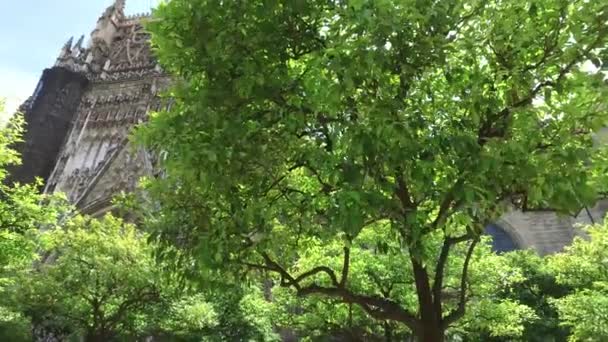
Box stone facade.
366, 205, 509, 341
10, 1, 170, 217
10, 0, 606, 254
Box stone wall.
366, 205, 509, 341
44, 76, 170, 205
497, 199, 608, 255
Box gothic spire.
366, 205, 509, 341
74, 35, 85, 50
63, 36, 74, 51
57, 36, 73, 59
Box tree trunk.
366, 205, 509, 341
86, 333, 109, 342
86, 328, 112, 342
383, 321, 392, 342
416, 325, 444, 342
411, 258, 445, 342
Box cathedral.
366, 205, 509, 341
11, 1, 170, 217
10, 0, 607, 255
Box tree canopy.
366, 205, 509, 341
0, 103, 72, 342
3, 0, 608, 340
0, 101, 274, 342
137, 0, 608, 340
548, 224, 608, 340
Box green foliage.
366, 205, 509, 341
2, 212, 277, 342
454, 248, 538, 340
161, 293, 218, 335
552, 290, 608, 342
238, 287, 281, 341
459, 299, 537, 339
269, 223, 415, 340
0, 109, 69, 269
491, 251, 571, 341
0, 101, 72, 340
171, 285, 280, 342
0, 306, 31, 342
2, 211, 274, 342
138, 0, 608, 338
6, 215, 165, 340
548, 224, 608, 341
268, 227, 536, 340
0, 100, 278, 342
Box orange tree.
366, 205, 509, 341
137, 0, 608, 340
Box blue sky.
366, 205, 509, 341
0, 0, 159, 115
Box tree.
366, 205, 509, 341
0, 101, 274, 342
138, 1, 608, 340
4, 213, 231, 342
0, 100, 70, 341
6, 215, 167, 341
547, 222, 608, 341
0, 102, 69, 271
156, 282, 280, 342
5, 211, 275, 342
475, 250, 571, 341
268, 230, 536, 341
0, 100, 176, 341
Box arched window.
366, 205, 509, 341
484, 223, 519, 253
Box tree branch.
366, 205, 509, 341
411, 256, 437, 325
302, 163, 335, 194
340, 246, 350, 288
106, 287, 160, 330
395, 171, 415, 211
261, 162, 304, 195
432, 234, 473, 316
247, 252, 421, 332
260, 252, 299, 289
298, 284, 421, 331
522, 3, 566, 73
479, 24, 608, 145
258, 252, 340, 288
432, 179, 464, 229
293, 266, 340, 287
442, 237, 479, 328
